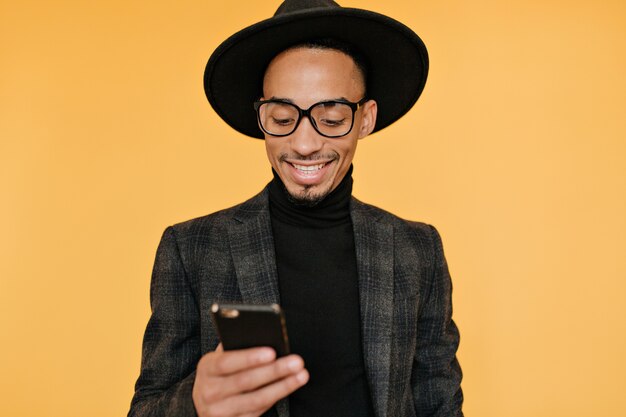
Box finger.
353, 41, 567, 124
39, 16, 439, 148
217, 354, 305, 399
234, 369, 310, 413
198, 346, 276, 377
211, 369, 309, 416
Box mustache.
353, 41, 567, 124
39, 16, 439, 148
278, 151, 339, 162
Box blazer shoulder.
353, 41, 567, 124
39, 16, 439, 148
350, 197, 446, 267
167, 188, 269, 238
351, 197, 438, 237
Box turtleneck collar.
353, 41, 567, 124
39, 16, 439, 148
268, 165, 354, 228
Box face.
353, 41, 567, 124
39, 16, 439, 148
262, 47, 377, 206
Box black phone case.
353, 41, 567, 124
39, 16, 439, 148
210, 303, 290, 357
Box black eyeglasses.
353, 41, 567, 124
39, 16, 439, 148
253, 98, 368, 138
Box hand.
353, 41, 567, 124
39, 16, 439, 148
192, 344, 309, 417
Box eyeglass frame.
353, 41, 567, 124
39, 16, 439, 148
253, 97, 368, 138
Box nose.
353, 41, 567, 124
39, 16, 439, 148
289, 116, 324, 156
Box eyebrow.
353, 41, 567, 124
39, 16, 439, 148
269, 96, 352, 104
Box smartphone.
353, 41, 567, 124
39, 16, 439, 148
210, 303, 290, 357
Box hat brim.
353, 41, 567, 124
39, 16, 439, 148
204, 7, 428, 139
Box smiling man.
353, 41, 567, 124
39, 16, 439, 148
129, 1, 463, 417
261, 46, 375, 206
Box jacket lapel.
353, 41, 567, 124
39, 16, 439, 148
227, 189, 289, 417
228, 189, 281, 305
351, 198, 394, 417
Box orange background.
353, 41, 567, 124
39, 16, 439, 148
1, 1, 625, 416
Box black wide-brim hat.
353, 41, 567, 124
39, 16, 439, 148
204, 0, 429, 139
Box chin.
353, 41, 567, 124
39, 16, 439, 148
285, 182, 334, 207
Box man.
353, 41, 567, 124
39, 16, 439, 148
129, 1, 463, 416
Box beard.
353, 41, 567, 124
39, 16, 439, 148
283, 181, 334, 207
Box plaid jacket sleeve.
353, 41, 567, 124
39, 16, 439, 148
411, 225, 463, 416
128, 226, 200, 417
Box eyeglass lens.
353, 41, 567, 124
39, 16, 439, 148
258, 101, 354, 137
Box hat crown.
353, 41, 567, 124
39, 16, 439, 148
274, 0, 340, 16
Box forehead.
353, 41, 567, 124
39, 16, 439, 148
262, 47, 364, 105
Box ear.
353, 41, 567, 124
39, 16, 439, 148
357, 100, 378, 139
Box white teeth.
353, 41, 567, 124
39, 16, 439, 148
293, 163, 325, 172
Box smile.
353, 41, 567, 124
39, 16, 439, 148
286, 161, 333, 182
292, 163, 326, 173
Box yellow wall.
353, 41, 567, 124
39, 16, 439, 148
1, 1, 625, 416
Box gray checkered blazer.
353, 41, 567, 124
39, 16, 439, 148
129, 188, 463, 417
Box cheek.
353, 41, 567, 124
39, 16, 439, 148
338, 140, 358, 161
264, 140, 280, 162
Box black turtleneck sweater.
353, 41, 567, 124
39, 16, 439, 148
268, 167, 374, 417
